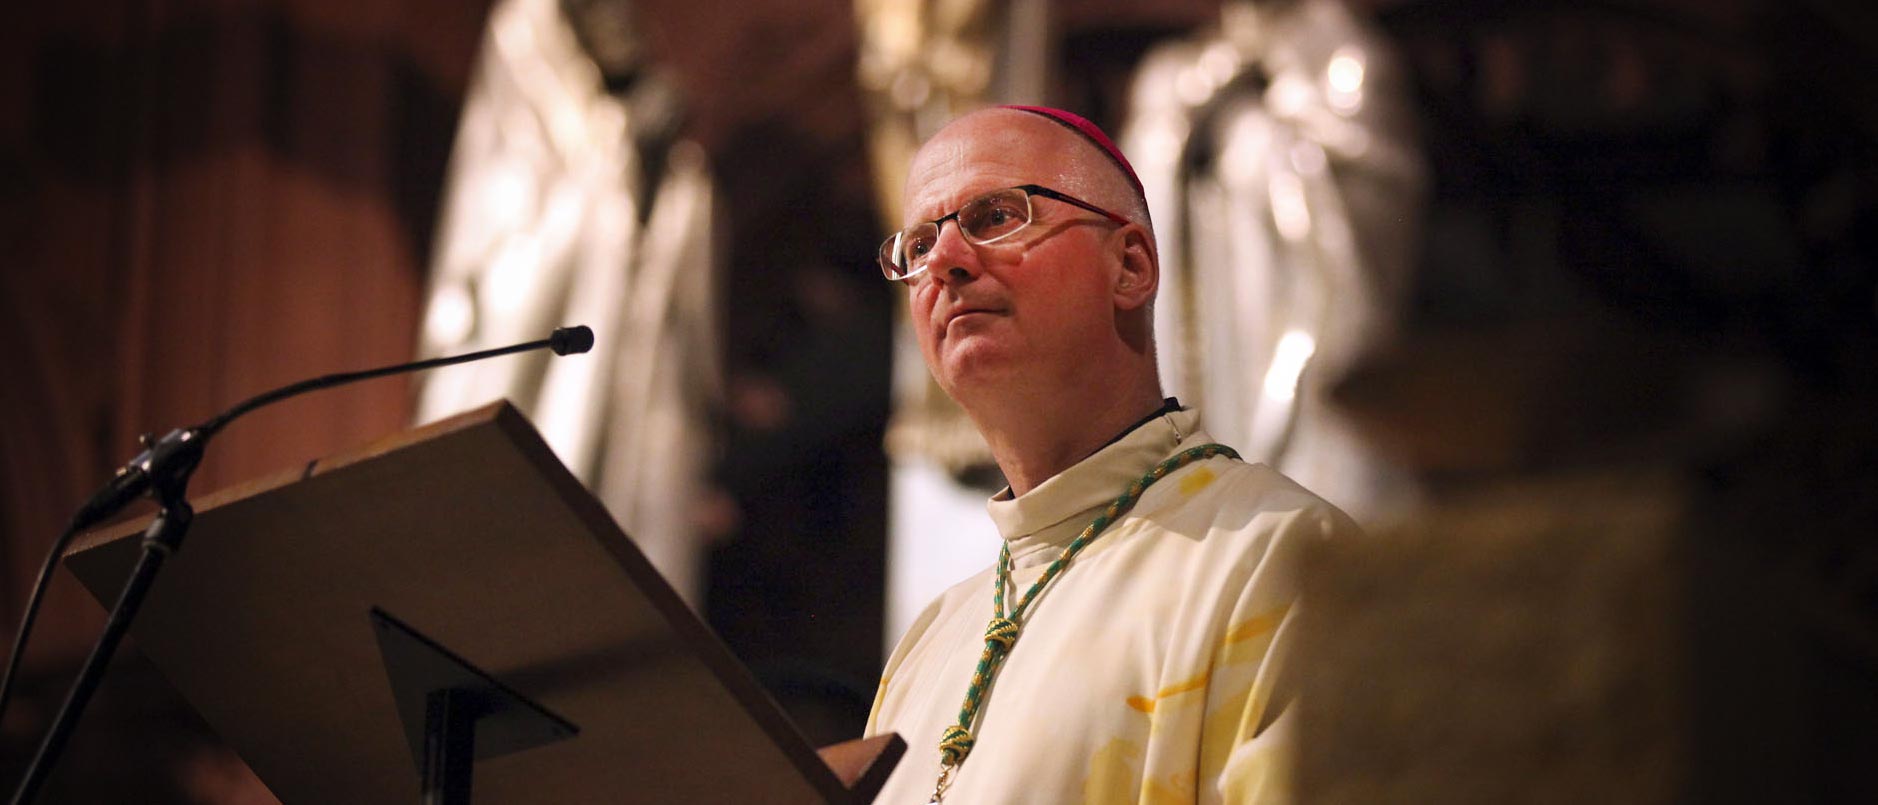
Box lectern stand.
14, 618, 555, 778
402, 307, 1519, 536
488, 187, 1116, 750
63, 401, 901, 803
370, 607, 579, 804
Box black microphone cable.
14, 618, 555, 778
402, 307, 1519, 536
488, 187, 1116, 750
0, 325, 594, 754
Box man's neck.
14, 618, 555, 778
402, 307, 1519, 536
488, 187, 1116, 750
967, 370, 1168, 497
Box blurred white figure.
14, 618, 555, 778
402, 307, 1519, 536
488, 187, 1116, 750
414, 0, 719, 604
1121, 0, 1426, 521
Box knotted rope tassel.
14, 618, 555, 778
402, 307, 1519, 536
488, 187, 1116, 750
983, 618, 1018, 656
938, 724, 975, 766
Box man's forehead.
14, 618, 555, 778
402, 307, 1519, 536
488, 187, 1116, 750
903, 112, 1082, 216
912, 110, 1073, 170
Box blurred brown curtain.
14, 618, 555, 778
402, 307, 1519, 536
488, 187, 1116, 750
0, 1, 490, 798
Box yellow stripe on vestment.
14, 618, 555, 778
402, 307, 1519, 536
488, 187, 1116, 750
1177, 466, 1216, 496
1221, 604, 1289, 648
1125, 671, 1211, 713
1123, 604, 1292, 714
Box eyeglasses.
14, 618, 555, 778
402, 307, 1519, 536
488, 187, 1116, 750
878, 184, 1129, 282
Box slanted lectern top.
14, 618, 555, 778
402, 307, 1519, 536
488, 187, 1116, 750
65, 401, 895, 804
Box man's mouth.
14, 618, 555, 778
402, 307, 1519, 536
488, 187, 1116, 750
943, 310, 1002, 334
944, 305, 1004, 326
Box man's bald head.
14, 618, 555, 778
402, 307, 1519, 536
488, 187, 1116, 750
899, 105, 1162, 411
897, 106, 1168, 493
998, 105, 1147, 212
905, 107, 1154, 242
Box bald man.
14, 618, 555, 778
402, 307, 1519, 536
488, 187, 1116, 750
864, 107, 1359, 803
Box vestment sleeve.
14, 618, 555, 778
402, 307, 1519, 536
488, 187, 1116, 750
1206, 498, 1357, 803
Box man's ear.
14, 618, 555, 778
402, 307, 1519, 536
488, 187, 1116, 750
1112, 224, 1158, 311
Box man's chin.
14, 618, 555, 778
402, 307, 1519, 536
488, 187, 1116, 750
938, 340, 1019, 391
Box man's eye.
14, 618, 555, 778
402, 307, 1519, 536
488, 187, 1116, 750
967, 201, 1025, 234
909, 237, 934, 257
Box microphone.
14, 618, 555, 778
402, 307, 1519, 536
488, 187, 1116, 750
0, 325, 597, 796
550, 325, 595, 355
70, 325, 597, 532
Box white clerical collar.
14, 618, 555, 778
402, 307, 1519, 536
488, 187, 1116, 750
986, 407, 1204, 566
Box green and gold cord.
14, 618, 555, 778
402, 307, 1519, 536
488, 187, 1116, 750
927, 443, 1240, 803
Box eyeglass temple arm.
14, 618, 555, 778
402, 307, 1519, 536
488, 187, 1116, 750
1020, 185, 1129, 224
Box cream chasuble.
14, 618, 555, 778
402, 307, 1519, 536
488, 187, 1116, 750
866, 408, 1359, 803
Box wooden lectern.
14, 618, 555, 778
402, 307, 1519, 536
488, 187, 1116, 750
63, 402, 901, 803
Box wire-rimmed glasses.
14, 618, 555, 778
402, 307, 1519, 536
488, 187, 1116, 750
878, 184, 1128, 282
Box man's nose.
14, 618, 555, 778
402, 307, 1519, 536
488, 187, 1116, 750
924, 219, 981, 286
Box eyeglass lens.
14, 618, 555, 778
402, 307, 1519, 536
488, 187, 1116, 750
883, 188, 1033, 278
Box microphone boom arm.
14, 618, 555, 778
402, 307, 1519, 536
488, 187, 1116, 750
2, 324, 593, 804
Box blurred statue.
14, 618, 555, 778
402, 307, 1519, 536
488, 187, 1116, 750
413, 0, 720, 603
1119, 0, 1426, 520
854, 0, 1050, 646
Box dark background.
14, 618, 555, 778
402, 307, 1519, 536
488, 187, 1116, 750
3, 0, 1872, 800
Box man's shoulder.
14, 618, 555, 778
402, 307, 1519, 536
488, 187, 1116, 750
1143, 449, 1362, 542
891, 563, 996, 647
